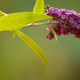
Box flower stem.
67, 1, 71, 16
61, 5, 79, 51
23, 22, 57, 28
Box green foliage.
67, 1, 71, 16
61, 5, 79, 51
13, 30, 48, 70
13, 32, 16, 39
33, 0, 44, 13
50, 26, 57, 41
0, 0, 52, 71
0, 12, 51, 31
0, 10, 7, 16
0, 10, 5, 16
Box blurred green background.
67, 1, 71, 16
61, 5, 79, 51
0, 0, 80, 80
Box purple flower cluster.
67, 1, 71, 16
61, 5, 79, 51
46, 7, 80, 40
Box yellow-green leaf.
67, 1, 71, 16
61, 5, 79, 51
13, 32, 16, 39
50, 26, 57, 41
0, 10, 7, 16
0, 10, 4, 16
13, 30, 48, 71
13, 28, 21, 39
0, 12, 52, 31
33, 0, 44, 13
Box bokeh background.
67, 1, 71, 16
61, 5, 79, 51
0, 0, 80, 80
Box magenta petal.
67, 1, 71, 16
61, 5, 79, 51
46, 26, 50, 31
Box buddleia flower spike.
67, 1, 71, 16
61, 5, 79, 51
46, 7, 80, 40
